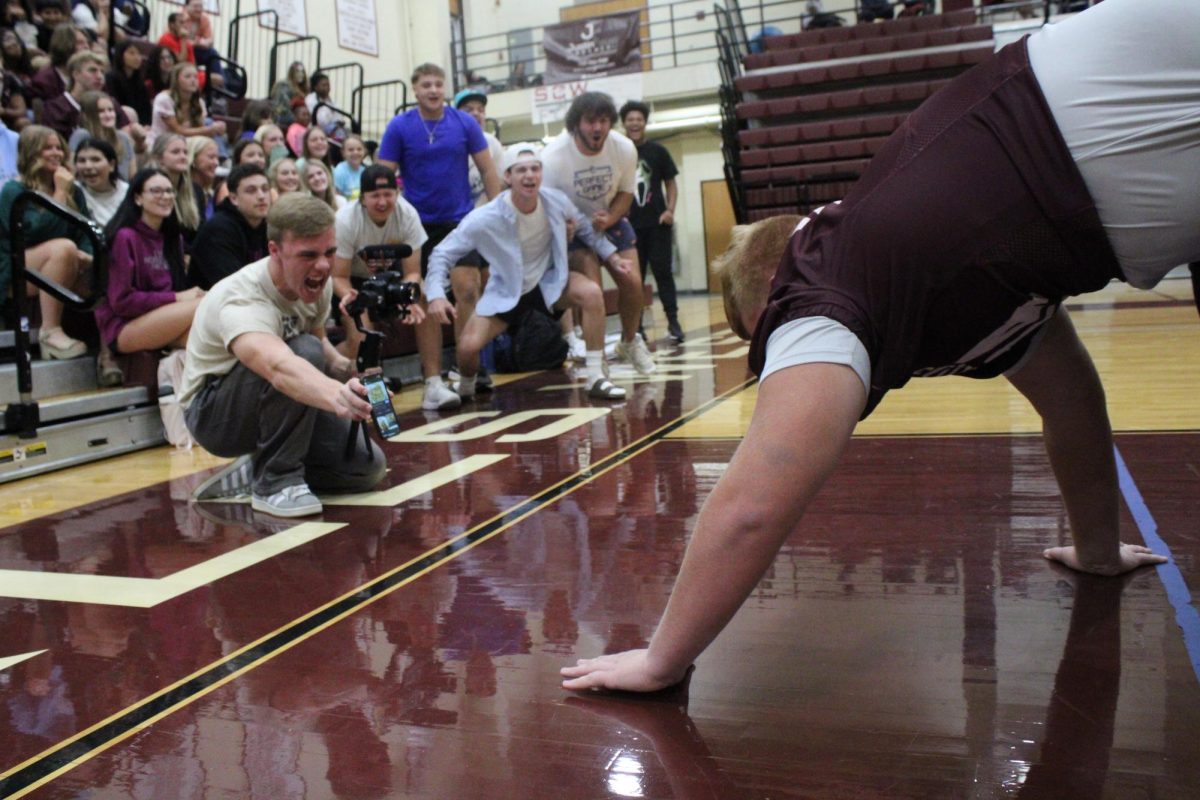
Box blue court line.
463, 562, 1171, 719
1114, 445, 1200, 685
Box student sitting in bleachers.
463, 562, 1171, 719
296, 124, 331, 172
188, 163, 270, 290
105, 40, 152, 127
253, 122, 286, 166
267, 155, 299, 203
269, 60, 306, 128
301, 159, 343, 210
144, 45, 175, 99
186, 134, 217, 223
67, 90, 136, 180
29, 21, 82, 100
147, 132, 200, 243
332, 133, 365, 202
95, 166, 203, 357
149, 62, 224, 146
230, 136, 264, 169
236, 99, 272, 143
72, 135, 125, 225
181, 0, 224, 89
2, 26, 37, 94
284, 96, 307, 157
0, 124, 92, 359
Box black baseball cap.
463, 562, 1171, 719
361, 164, 397, 195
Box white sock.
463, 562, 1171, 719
425, 375, 444, 389
458, 373, 476, 398
586, 351, 604, 384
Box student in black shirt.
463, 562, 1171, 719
619, 100, 683, 343
189, 164, 271, 289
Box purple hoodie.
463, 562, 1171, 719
95, 220, 183, 349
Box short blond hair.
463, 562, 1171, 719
711, 214, 800, 339
267, 192, 335, 245
411, 62, 445, 84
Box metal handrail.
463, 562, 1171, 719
351, 80, 409, 144
313, 100, 357, 136
316, 62, 366, 123
205, 54, 248, 102
270, 35, 322, 96
228, 10, 279, 97
6, 191, 108, 438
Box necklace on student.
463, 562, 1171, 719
423, 115, 443, 144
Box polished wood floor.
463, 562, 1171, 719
1, 280, 1198, 799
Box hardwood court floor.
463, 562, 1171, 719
0, 283, 1198, 799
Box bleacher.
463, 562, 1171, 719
717, 4, 995, 223
0, 2, 390, 480
1, 3, 657, 481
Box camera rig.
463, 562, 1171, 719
342, 245, 422, 457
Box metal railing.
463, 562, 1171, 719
6, 193, 107, 438
353, 81, 409, 146
228, 10, 281, 99
270, 35, 321, 97
451, 0, 735, 96
317, 62, 366, 129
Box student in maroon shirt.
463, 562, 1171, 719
95, 166, 204, 354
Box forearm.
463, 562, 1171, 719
645, 486, 798, 678
665, 180, 677, 214
483, 169, 501, 200
607, 191, 633, 221
263, 350, 343, 414
1042, 398, 1121, 570
645, 364, 865, 677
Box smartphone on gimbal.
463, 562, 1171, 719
361, 372, 400, 439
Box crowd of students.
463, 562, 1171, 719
0, 13, 683, 416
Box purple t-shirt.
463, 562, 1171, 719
377, 107, 487, 225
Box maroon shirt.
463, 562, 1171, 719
40, 92, 132, 142
749, 39, 1122, 418
95, 220, 184, 349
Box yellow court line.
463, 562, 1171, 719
1, 376, 759, 797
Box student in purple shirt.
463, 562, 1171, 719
95, 166, 205, 354
375, 62, 500, 405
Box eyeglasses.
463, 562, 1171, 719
143, 187, 177, 197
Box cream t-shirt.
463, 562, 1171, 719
540, 128, 637, 217
180, 256, 331, 407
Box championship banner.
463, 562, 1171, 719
542, 11, 642, 84
531, 72, 644, 125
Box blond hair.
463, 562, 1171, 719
711, 215, 800, 339
267, 192, 335, 245
16, 125, 79, 212
410, 62, 444, 84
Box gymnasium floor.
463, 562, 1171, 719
0, 281, 1198, 799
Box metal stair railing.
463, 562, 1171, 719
228, 9, 280, 99
6, 192, 108, 439
352, 81, 409, 147
270, 35, 321, 96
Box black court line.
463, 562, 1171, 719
0, 376, 758, 799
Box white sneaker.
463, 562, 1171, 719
252, 483, 322, 517
422, 380, 462, 411
615, 334, 657, 375
451, 379, 476, 400
564, 331, 587, 363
